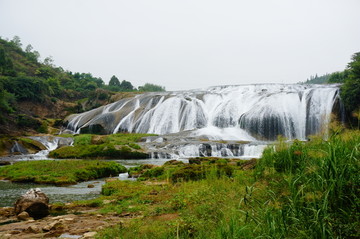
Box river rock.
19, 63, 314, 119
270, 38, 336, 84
17, 211, 32, 221
43, 221, 64, 231
25, 225, 42, 233
83, 231, 97, 238
14, 188, 49, 219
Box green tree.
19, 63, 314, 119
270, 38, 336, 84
0, 47, 16, 76
109, 75, 121, 87
10, 36, 22, 48
340, 52, 360, 114
4, 76, 51, 102
43, 56, 54, 66
328, 70, 349, 83
120, 80, 134, 91
138, 83, 165, 92
0, 80, 15, 117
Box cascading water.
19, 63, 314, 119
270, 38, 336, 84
28, 136, 74, 158
2, 136, 74, 162
65, 84, 341, 159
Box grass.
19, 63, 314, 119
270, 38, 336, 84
253, 130, 360, 238
49, 133, 155, 159
90, 129, 360, 239
0, 160, 127, 185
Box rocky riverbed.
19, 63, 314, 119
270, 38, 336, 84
0, 205, 140, 239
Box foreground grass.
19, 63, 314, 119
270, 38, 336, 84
0, 160, 126, 185
87, 130, 360, 239
49, 133, 155, 159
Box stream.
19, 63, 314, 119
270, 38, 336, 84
0, 157, 189, 207
0, 179, 105, 207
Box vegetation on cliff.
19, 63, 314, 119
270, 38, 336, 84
0, 36, 166, 135
0, 160, 126, 185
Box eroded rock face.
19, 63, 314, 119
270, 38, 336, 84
14, 188, 49, 219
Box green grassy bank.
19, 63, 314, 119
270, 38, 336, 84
49, 133, 154, 159
83, 130, 360, 239
0, 160, 126, 185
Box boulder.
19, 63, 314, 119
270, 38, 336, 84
14, 188, 49, 219
17, 211, 32, 221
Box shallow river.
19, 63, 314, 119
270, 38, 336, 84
0, 158, 189, 207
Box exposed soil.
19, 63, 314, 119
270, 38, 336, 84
0, 206, 140, 239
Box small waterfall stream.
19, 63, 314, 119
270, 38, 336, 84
28, 136, 73, 159
1, 136, 73, 162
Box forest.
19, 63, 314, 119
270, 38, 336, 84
0, 36, 165, 134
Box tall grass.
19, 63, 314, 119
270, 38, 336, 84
255, 130, 360, 238
96, 130, 359, 239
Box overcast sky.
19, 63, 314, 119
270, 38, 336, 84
1, 0, 359, 91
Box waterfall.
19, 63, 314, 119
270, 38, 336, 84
28, 136, 74, 158
65, 84, 341, 159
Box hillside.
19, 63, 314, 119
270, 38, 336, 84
0, 37, 164, 135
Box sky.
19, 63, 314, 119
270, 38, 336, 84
0, 0, 359, 91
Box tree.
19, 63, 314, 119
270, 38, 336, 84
44, 56, 54, 66
138, 83, 166, 92
109, 75, 120, 87
120, 80, 134, 91
328, 70, 349, 83
10, 36, 22, 48
0, 47, 15, 76
340, 52, 360, 114
0, 80, 15, 117
25, 44, 33, 53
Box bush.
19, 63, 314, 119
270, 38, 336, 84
341, 52, 360, 115
17, 114, 41, 129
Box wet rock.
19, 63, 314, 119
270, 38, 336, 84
43, 221, 65, 232
0, 161, 11, 166
57, 137, 74, 148
59, 233, 82, 239
10, 141, 28, 154
87, 184, 95, 188
17, 211, 32, 221
14, 188, 49, 219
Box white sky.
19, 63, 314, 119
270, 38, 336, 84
1, 0, 359, 91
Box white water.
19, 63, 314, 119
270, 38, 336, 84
66, 84, 341, 159
2, 136, 74, 162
